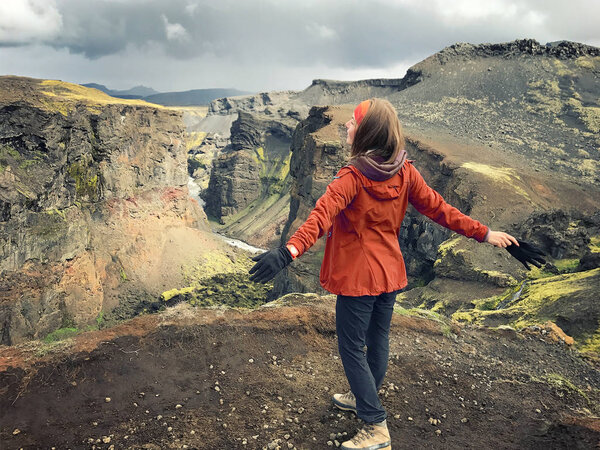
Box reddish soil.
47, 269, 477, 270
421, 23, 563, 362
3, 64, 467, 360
1, 297, 599, 449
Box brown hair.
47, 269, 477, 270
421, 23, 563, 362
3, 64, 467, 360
350, 98, 405, 163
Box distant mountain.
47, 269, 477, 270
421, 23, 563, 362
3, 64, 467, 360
81, 83, 250, 106
143, 88, 252, 106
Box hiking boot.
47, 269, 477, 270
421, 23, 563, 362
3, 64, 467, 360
332, 391, 356, 413
341, 421, 391, 450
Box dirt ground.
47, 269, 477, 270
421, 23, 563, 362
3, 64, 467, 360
1, 296, 599, 450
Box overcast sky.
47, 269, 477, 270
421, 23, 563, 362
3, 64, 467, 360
1, 0, 599, 93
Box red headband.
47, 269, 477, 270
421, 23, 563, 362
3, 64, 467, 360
353, 100, 371, 125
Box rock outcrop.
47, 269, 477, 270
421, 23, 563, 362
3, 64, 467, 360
202, 111, 297, 247
0, 76, 230, 345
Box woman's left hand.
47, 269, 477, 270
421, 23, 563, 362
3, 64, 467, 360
485, 230, 519, 248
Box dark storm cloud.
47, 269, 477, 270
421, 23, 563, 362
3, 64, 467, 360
1, 0, 598, 92
6, 0, 597, 69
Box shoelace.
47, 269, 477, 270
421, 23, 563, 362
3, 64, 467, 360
342, 391, 355, 402
352, 425, 375, 444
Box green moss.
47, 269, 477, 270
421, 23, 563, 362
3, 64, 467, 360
579, 326, 600, 356
255, 146, 266, 161
43, 327, 80, 343
579, 106, 600, 134
394, 306, 454, 337
453, 269, 600, 344
162, 269, 271, 309
574, 56, 599, 70
542, 373, 590, 404
461, 162, 529, 199
437, 236, 462, 258
45, 208, 67, 221
186, 131, 207, 150
39, 79, 163, 115
161, 286, 195, 302
554, 258, 580, 273
552, 59, 572, 77
67, 160, 99, 200
590, 236, 600, 254
120, 267, 128, 281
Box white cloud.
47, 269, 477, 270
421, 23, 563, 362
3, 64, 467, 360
0, 0, 62, 44
161, 14, 189, 42
306, 23, 337, 40
185, 2, 198, 15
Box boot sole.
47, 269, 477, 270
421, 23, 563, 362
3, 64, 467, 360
340, 443, 391, 450
332, 397, 357, 413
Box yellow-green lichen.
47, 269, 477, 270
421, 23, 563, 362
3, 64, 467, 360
67, 160, 99, 200
186, 131, 207, 150
394, 306, 454, 337
461, 162, 529, 199
574, 56, 600, 70
453, 269, 600, 346
541, 373, 591, 404
255, 146, 266, 161
437, 236, 462, 258
590, 236, 600, 254
39, 80, 163, 116
44, 208, 67, 221
553, 258, 580, 273
161, 286, 195, 302
552, 59, 572, 77
526, 79, 563, 115
43, 327, 80, 343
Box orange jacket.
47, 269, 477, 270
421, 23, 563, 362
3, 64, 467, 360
286, 162, 489, 296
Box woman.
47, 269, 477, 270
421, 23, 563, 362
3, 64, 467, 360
249, 98, 544, 450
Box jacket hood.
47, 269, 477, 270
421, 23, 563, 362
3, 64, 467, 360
349, 150, 408, 181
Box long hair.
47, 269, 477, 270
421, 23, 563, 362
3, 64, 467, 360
350, 98, 405, 163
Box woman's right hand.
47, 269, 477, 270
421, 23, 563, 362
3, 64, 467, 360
485, 230, 519, 248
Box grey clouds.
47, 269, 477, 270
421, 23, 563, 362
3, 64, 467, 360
1, 0, 599, 92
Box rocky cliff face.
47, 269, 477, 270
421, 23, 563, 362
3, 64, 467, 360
272, 105, 352, 296
273, 103, 600, 301
0, 76, 230, 345
201, 110, 297, 247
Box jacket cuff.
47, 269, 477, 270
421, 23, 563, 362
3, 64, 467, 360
482, 227, 491, 243
286, 244, 299, 260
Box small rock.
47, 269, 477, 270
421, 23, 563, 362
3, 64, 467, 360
215, 386, 221, 392
190, 430, 196, 435
334, 440, 340, 447
249, 358, 254, 363
408, 417, 413, 421
461, 418, 468, 423
167, 427, 173, 432
327, 441, 334, 447
105, 397, 111, 403
176, 404, 183, 409
393, 414, 400, 419
435, 429, 442, 435
12, 429, 21, 435
102, 436, 111, 443
536, 409, 541, 414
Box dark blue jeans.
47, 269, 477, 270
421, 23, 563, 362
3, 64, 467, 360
336, 290, 398, 424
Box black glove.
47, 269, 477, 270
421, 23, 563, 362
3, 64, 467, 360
506, 239, 547, 270
249, 247, 293, 283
